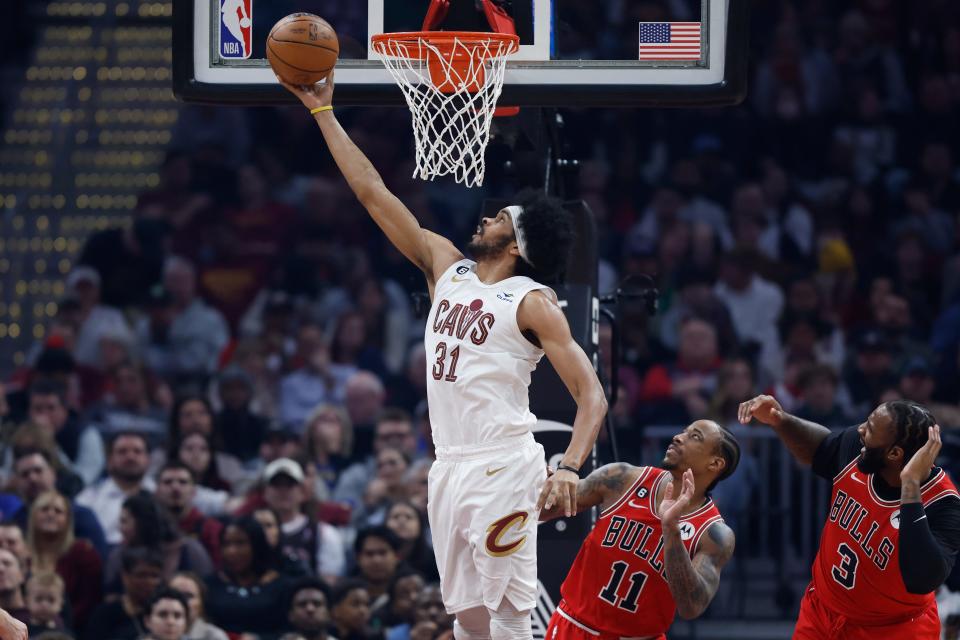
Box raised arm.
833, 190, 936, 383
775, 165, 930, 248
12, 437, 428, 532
539, 462, 639, 522
738, 394, 830, 467
659, 470, 735, 619
278, 75, 461, 287
521, 291, 608, 518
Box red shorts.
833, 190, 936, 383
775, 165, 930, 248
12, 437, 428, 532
793, 586, 940, 640
545, 606, 666, 640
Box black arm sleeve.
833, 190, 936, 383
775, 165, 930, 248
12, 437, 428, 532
899, 496, 960, 594
811, 426, 862, 481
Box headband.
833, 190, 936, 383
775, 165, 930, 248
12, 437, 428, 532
505, 205, 533, 267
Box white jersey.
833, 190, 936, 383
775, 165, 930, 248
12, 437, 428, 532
424, 259, 548, 448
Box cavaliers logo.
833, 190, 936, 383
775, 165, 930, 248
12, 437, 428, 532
485, 511, 529, 557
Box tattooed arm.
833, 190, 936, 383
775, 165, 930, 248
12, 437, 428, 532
539, 463, 639, 521
738, 394, 830, 466
663, 521, 736, 619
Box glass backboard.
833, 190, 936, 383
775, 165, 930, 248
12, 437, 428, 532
172, 0, 747, 106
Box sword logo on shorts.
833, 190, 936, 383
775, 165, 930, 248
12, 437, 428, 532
485, 511, 529, 557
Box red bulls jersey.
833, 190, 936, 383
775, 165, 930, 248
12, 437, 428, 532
810, 457, 959, 625
559, 467, 723, 637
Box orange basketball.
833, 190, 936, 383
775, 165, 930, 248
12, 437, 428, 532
267, 13, 339, 85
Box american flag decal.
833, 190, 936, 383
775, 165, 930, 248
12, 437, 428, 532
638, 22, 702, 60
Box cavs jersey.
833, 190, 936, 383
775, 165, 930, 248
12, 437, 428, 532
424, 259, 548, 448
558, 466, 724, 637
809, 451, 959, 625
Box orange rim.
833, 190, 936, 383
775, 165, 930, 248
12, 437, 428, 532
371, 31, 520, 59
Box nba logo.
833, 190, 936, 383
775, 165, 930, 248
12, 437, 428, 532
220, 0, 252, 59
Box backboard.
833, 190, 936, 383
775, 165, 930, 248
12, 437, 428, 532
173, 0, 748, 107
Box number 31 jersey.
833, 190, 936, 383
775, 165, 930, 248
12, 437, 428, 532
425, 259, 548, 448
809, 458, 959, 625
559, 466, 724, 638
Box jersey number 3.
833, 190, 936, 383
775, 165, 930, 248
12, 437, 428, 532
831, 543, 858, 590
599, 561, 648, 612
432, 342, 461, 382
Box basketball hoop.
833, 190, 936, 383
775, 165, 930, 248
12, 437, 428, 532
371, 31, 519, 187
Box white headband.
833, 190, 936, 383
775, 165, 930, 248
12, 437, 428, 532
505, 205, 533, 266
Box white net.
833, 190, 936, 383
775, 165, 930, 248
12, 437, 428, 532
372, 33, 517, 187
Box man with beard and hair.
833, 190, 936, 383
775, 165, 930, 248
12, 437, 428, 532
279, 77, 607, 640
739, 396, 960, 639
154, 461, 223, 565
540, 420, 738, 639
76, 432, 153, 545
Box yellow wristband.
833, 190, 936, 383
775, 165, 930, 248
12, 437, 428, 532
309, 106, 333, 115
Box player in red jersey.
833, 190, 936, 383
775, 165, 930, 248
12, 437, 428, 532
541, 420, 739, 640
739, 396, 960, 640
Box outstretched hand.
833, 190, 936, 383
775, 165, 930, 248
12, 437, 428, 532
275, 71, 335, 111
738, 394, 784, 427
901, 424, 942, 484
659, 468, 695, 529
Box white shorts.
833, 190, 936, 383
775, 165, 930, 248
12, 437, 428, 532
428, 432, 546, 615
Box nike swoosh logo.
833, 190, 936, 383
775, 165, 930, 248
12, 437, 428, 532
486, 466, 507, 476
914, 515, 927, 523
452, 275, 469, 283
627, 500, 647, 509
850, 473, 865, 484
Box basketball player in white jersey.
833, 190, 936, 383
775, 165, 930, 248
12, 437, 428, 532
280, 75, 607, 639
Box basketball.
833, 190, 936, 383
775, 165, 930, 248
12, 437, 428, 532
267, 13, 339, 86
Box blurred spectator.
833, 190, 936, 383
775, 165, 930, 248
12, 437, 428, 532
353, 527, 402, 607
794, 364, 850, 429
76, 432, 154, 545
893, 181, 955, 257
358, 449, 411, 527
401, 460, 431, 515
102, 493, 213, 593
639, 317, 722, 424
331, 311, 389, 380
205, 517, 292, 636
753, 23, 840, 119
24, 572, 66, 637
213, 367, 268, 464
86, 361, 167, 446
383, 501, 437, 581
714, 249, 785, 379
64, 267, 134, 370
84, 547, 164, 640
279, 324, 357, 430
157, 394, 246, 500
261, 458, 346, 583
26, 490, 102, 630
136, 257, 230, 383
0, 549, 27, 622
658, 267, 737, 354
336, 410, 417, 511
140, 586, 190, 640
9, 448, 107, 558
280, 577, 333, 640
329, 579, 376, 640
154, 462, 223, 566
302, 404, 354, 502
344, 372, 388, 458
844, 331, 899, 417
375, 569, 424, 637
251, 507, 311, 579
389, 345, 428, 415
405, 585, 453, 640
28, 379, 105, 485
833, 10, 911, 113
5, 421, 83, 499
708, 356, 756, 427
168, 571, 230, 640
0, 524, 28, 571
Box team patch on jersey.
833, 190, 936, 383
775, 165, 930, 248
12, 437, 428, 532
678, 521, 695, 541
890, 509, 901, 530
497, 291, 515, 302
485, 511, 529, 557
